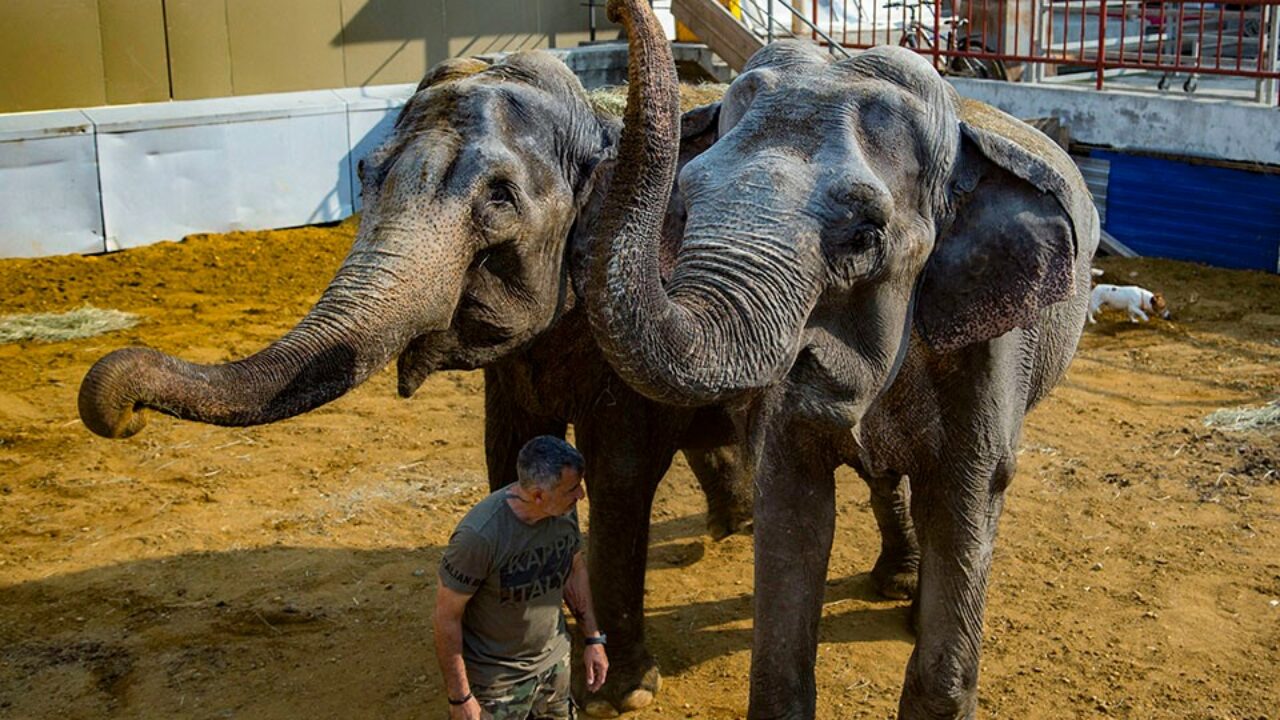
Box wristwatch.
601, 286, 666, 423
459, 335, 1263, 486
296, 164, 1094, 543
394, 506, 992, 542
584, 633, 607, 646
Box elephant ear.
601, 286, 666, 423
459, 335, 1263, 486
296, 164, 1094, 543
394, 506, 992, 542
661, 102, 721, 280
916, 101, 1090, 353
568, 103, 722, 298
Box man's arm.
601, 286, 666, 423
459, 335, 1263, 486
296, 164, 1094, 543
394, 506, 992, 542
434, 580, 480, 718
565, 550, 608, 692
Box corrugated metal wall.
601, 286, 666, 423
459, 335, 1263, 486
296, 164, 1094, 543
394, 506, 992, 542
1074, 156, 1110, 227
1097, 151, 1280, 273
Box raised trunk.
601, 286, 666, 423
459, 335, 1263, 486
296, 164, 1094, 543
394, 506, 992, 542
585, 0, 811, 407
79, 239, 449, 439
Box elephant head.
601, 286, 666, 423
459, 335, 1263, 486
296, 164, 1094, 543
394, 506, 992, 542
587, 19, 1091, 425
79, 53, 618, 438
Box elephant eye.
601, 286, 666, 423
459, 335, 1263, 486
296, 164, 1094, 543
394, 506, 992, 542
486, 180, 519, 209
826, 225, 877, 253
477, 179, 522, 238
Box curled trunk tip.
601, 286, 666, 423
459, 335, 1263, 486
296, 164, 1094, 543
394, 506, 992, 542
79, 348, 163, 438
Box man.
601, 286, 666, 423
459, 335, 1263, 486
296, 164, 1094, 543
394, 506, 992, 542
434, 436, 607, 719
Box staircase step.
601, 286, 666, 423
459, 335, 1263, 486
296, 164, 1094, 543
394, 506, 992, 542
672, 0, 764, 72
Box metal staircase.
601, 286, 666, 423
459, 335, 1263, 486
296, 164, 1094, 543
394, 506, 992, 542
671, 0, 850, 72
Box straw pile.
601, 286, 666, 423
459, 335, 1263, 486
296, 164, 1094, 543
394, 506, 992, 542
1204, 400, 1280, 432
0, 306, 139, 344
588, 83, 728, 117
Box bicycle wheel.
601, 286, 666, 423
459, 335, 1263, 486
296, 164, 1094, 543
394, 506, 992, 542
949, 39, 1008, 81
976, 57, 1008, 81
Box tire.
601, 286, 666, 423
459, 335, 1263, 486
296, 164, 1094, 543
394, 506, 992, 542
980, 58, 1009, 81
950, 39, 1008, 81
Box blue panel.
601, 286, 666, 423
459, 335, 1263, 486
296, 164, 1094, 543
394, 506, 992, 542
1096, 151, 1280, 273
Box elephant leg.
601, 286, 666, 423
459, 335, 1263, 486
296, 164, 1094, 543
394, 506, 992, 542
898, 452, 1014, 720
574, 400, 680, 717
482, 366, 566, 492
861, 469, 919, 601
683, 443, 753, 540
747, 414, 841, 720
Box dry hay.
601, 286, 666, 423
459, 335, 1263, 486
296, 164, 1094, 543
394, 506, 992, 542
587, 83, 728, 117
1204, 400, 1280, 432
0, 306, 139, 344
679, 83, 730, 109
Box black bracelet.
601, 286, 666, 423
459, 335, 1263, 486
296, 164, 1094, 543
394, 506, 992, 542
448, 691, 473, 706
584, 633, 607, 646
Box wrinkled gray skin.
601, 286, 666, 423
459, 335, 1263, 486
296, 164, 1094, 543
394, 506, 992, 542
76, 51, 918, 717
590, 2, 1098, 718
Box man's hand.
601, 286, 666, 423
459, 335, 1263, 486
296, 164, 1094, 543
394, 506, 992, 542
583, 644, 609, 692
566, 550, 608, 693
448, 695, 481, 720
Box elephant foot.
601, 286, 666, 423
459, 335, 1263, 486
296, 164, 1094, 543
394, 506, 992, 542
582, 659, 661, 717
898, 676, 979, 720
706, 503, 753, 541
871, 551, 919, 600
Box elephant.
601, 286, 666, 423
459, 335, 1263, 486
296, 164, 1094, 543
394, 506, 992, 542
587, 2, 1099, 718
76, 50, 919, 717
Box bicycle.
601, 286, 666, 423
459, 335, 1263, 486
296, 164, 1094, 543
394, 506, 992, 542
888, 1, 1009, 80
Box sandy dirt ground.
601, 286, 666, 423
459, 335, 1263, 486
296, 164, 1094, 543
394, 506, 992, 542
1, 218, 1278, 720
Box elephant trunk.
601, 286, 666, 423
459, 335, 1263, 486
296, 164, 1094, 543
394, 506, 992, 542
79, 231, 461, 439
585, 0, 813, 407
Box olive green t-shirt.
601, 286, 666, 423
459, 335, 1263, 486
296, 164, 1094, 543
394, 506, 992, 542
439, 485, 581, 688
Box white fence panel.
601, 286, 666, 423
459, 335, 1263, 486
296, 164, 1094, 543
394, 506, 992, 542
85, 92, 353, 250
0, 111, 104, 257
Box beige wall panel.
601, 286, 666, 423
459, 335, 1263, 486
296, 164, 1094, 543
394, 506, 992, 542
338, 0, 445, 86
166, 0, 233, 99
226, 0, 346, 95
539, 0, 618, 48
445, 0, 544, 59
100, 0, 170, 105
0, 0, 106, 113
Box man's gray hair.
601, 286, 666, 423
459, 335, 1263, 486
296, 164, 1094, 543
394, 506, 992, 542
516, 436, 585, 491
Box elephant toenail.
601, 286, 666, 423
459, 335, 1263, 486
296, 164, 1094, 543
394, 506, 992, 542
583, 700, 620, 718
619, 688, 655, 711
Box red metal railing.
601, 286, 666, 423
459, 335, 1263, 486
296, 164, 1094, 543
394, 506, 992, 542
803, 0, 1280, 102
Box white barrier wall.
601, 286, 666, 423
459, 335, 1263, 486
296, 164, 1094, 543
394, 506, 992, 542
0, 111, 104, 257
86, 92, 354, 251
0, 87, 417, 259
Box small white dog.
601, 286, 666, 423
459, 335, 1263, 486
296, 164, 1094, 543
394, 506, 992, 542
1089, 284, 1169, 323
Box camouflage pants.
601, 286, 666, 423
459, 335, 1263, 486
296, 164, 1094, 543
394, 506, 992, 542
474, 653, 574, 720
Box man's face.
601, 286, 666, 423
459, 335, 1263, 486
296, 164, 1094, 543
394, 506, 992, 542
541, 467, 585, 517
